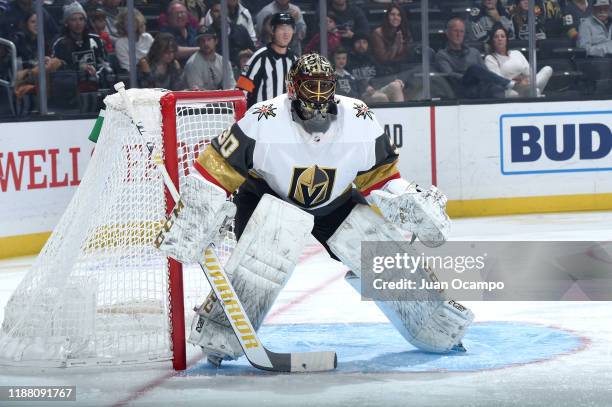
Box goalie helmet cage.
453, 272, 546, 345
0, 89, 246, 371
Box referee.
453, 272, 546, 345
236, 13, 298, 107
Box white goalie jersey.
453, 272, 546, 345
194, 93, 401, 215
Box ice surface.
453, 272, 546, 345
0, 211, 611, 406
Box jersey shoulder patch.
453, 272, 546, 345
352, 101, 374, 120
251, 103, 278, 121
236, 95, 291, 142
336, 95, 383, 141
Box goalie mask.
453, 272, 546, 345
287, 53, 338, 124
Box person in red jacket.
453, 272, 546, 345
304, 11, 342, 55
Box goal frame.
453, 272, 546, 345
160, 90, 246, 371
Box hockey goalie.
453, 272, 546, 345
157, 53, 474, 366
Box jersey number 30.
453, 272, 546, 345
218, 129, 239, 158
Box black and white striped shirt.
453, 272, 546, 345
236, 45, 297, 107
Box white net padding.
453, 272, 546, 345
0, 89, 240, 367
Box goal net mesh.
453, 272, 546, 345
0, 89, 238, 367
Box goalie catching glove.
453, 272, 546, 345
154, 173, 235, 263
368, 178, 451, 247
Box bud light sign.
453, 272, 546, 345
500, 111, 612, 174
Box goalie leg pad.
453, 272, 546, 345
327, 204, 474, 353
155, 174, 235, 264
188, 194, 314, 360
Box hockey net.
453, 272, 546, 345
0, 89, 246, 369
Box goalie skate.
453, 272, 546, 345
189, 292, 243, 364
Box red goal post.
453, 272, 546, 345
161, 90, 247, 370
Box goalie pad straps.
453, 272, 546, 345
368, 178, 451, 248
188, 194, 314, 360
155, 174, 236, 264
327, 204, 474, 353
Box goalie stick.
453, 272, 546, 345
114, 82, 337, 373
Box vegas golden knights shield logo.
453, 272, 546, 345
289, 165, 336, 208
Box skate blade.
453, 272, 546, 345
206, 354, 223, 367
451, 342, 467, 353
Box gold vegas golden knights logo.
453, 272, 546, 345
289, 165, 336, 208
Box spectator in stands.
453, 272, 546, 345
435, 18, 517, 99
469, 0, 515, 42
255, 0, 306, 53
347, 32, 405, 103
234, 48, 253, 78
511, 0, 547, 40
158, 0, 201, 30
185, 0, 207, 24
160, 0, 199, 65
237, 12, 297, 107
577, 0, 612, 57
327, 0, 369, 49
137, 32, 186, 90
100, 0, 122, 43
485, 23, 552, 97
12, 11, 47, 70
304, 11, 342, 55
52, 2, 110, 92
11, 11, 62, 100
203, 0, 257, 44
89, 7, 114, 53
1, 0, 58, 44
370, 3, 412, 69
259, 13, 274, 45
0, 0, 8, 17
333, 46, 359, 98
184, 26, 235, 90
562, 0, 591, 42
208, 0, 255, 67
540, 0, 564, 38
114, 8, 154, 72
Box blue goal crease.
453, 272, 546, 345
183, 321, 585, 376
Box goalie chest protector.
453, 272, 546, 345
228, 94, 390, 212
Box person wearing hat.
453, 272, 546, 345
577, 0, 612, 56
346, 31, 405, 103
184, 26, 236, 90
52, 1, 109, 92
236, 12, 298, 107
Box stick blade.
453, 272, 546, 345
289, 351, 337, 373
248, 350, 337, 373
245, 348, 338, 373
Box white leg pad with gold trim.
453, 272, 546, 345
327, 204, 474, 353
188, 194, 314, 361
